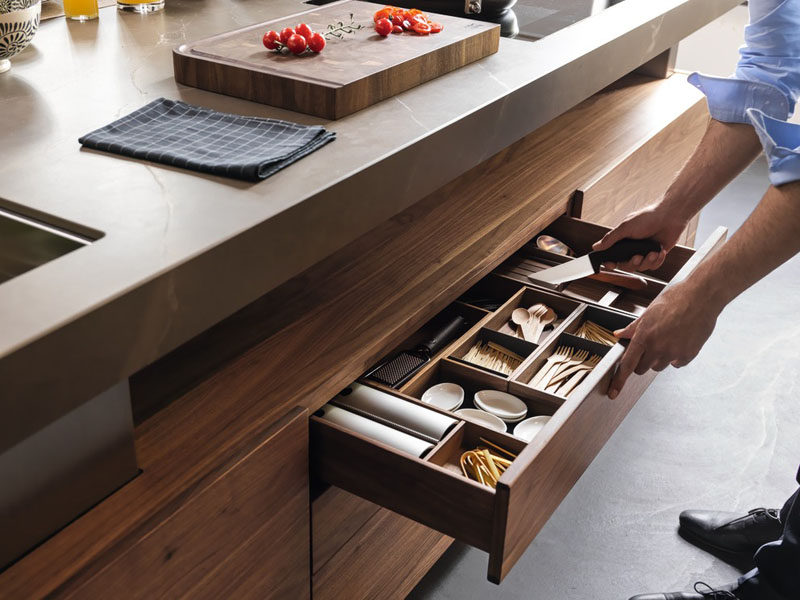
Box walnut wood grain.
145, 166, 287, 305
488, 225, 727, 582
313, 505, 453, 600
68, 407, 309, 599
2, 74, 710, 597
173, 0, 500, 119
312, 487, 381, 574
569, 87, 708, 243
490, 345, 655, 582
311, 415, 496, 551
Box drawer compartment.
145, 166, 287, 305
312, 216, 727, 584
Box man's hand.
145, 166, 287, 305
592, 205, 688, 272
607, 280, 719, 399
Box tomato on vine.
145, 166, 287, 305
375, 17, 393, 36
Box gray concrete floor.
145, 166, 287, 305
409, 159, 800, 599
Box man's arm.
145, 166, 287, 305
593, 119, 762, 272
608, 180, 800, 398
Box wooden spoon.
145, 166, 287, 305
528, 303, 556, 343
511, 307, 536, 341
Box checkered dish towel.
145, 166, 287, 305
79, 98, 335, 182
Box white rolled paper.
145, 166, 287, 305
317, 405, 434, 458
333, 383, 457, 443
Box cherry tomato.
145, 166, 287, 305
429, 22, 443, 33
392, 24, 403, 33
308, 32, 326, 53
373, 8, 393, 22
402, 19, 411, 30
286, 33, 307, 55
410, 13, 429, 26
391, 14, 404, 26
412, 21, 431, 35
375, 17, 393, 36
296, 23, 313, 39
262, 30, 280, 50
280, 27, 295, 44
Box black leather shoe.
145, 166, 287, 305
629, 581, 739, 600
679, 508, 782, 554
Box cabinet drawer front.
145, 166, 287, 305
74, 407, 310, 600
311, 217, 727, 584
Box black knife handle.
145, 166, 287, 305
589, 238, 661, 270
419, 315, 467, 356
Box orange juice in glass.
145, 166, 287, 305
63, 0, 98, 20
117, 0, 164, 13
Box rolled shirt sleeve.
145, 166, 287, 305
747, 108, 800, 185
688, 0, 800, 124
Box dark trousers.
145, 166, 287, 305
748, 466, 800, 599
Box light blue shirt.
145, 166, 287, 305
689, 0, 800, 185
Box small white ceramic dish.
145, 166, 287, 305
421, 382, 464, 412
474, 390, 527, 422
513, 416, 551, 443
455, 408, 507, 433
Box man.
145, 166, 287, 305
589, 1, 800, 598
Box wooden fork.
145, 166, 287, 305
543, 349, 589, 392
554, 354, 602, 397
529, 345, 572, 389
547, 351, 600, 387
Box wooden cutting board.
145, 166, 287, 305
173, 0, 500, 119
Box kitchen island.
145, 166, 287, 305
0, 0, 737, 597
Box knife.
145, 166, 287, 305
528, 238, 661, 286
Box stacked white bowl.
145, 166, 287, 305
474, 390, 528, 424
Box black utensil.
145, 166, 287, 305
364, 315, 467, 388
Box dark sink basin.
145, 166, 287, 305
0, 208, 91, 285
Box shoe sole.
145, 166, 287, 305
677, 525, 760, 557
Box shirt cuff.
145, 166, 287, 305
747, 108, 800, 186
688, 72, 791, 124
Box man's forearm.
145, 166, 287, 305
660, 119, 763, 222
683, 181, 800, 311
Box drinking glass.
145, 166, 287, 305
117, 0, 164, 13
63, 0, 98, 20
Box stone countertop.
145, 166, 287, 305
0, 0, 736, 450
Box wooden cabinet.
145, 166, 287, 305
68, 407, 310, 599
0, 407, 310, 599
1, 73, 712, 599
311, 216, 726, 583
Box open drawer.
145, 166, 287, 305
311, 217, 727, 584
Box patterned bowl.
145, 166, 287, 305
0, 0, 41, 74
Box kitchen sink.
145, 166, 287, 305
0, 208, 91, 285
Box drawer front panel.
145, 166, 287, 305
73, 407, 310, 600
311, 416, 496, 551
491, 346, 656, 581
